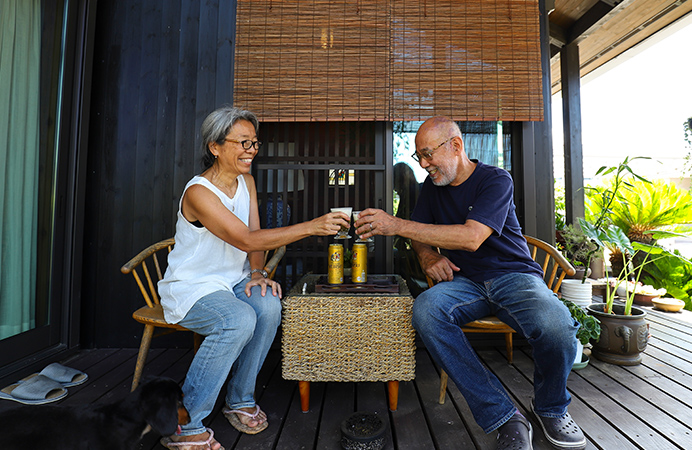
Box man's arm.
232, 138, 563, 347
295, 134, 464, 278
354, 208, 493, 252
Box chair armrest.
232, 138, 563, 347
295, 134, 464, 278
264, 245, 286, 280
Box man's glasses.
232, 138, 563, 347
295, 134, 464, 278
225, 138, 262, 150
411, 136, 454, 163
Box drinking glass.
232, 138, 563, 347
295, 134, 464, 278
352, 210, 373, 242
331, 207, 352, 239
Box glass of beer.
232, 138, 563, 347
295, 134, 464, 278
331, 207, 352, 239
352, 210, 373, 242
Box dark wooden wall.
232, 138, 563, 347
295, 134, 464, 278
83, 0, 237, 347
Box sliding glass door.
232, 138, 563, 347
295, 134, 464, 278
0, 0, 85, 372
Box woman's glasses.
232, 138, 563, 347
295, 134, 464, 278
225, 138, 262, 150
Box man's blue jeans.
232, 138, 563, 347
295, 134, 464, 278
175, 278, 281, 436
412, 272, 579, 433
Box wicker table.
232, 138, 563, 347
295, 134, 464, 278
281, 274, 416, 412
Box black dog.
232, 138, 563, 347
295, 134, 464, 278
0, 376, 190, 450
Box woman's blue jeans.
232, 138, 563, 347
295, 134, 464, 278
175, 278, 281, 436
412, 272, 579, 434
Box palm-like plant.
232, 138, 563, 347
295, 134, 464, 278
586, 176, 692, 278
605, 179, 692, 244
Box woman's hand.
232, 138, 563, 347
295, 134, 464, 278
245, 275, 282, 299
310, 211, 350, 236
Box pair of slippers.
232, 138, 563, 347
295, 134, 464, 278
0, 363, 88, 405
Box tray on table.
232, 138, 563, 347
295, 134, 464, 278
314, 275, 400, 293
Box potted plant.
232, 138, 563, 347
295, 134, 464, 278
580, 156, 651, 275
585, 239, 660, 365
558, 223, 599, 281
559, 297, 600, 369
572, 156, 691, 365
573, 157, 652, 365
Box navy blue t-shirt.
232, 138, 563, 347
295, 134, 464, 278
410, 161, 543, 283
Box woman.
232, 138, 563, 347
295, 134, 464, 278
158, 106, 347, 449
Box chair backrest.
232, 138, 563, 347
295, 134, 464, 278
524, 235, 576, 293
121, 238, 175, 308
425, 235, 576, 293
121, 238, 287, 309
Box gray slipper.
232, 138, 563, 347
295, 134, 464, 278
37, 362, 88, 387
0, 374, 68, 405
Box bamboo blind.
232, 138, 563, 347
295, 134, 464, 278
234, 0, 543, 122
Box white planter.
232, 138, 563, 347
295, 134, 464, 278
574, 341, 584, 365
561, 279, 593, 307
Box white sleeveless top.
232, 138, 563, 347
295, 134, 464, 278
159, 175, 251, 323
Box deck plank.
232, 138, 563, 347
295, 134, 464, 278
5, 309, 692, 448
413, 349, 476, 449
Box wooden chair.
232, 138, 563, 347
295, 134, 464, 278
121, 237, 286, 390
427, 235, 575, 404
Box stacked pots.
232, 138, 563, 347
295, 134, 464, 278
560, 279, 593, 308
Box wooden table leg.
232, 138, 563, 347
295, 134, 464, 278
387, 380, 399, 411
299, 380, 310, 412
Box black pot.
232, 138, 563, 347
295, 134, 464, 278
340, 412, 387, 450
567, 266, 591, 280
587, 303, 649, 366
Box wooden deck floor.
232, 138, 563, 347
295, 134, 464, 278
2, 304, 692, 449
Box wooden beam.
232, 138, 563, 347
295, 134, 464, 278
560, 42, 585, 225
520, 0, 555, 244
549, 21, 566, 48
567, 0, 634, 45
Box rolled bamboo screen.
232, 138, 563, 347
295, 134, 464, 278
234, 0, 543, 122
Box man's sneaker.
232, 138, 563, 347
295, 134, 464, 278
531, 401, 586, 450
496, 411, 533, 450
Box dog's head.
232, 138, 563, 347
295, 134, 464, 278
136, 377, 190, 436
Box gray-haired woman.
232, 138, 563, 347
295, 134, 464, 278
158, 106, 348, 449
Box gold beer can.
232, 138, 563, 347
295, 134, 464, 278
351, 243, 367, 283
328, 243, 344, 284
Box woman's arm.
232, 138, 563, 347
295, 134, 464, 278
181, 175, 347, 252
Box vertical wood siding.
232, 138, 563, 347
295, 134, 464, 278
83, 0, 237, 347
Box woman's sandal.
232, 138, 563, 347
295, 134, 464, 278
160, 427, 225, 450
223, 405, 269, 435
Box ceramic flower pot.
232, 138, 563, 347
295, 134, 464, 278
572, 341, 589, 370
560, 279, 593, 308
587, 303, 649, 366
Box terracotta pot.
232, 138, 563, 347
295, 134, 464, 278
587, 303, 649, 366
632, 292, 657, 306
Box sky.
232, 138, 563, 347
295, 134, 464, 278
552, 13, 692, 184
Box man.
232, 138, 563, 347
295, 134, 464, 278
355, 116, 585, 450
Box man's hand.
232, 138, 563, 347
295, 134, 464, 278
418, 249, 460, 283
353, 208, 400, 239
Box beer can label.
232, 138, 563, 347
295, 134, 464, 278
351, 243, 367, 283
328, 244, 344, 284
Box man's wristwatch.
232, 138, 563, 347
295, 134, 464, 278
250, 268, 268, 278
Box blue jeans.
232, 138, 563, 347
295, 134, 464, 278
176, 278, 282, 436
412, 272, 579, 433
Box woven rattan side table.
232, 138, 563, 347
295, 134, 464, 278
282, 274, 416, 412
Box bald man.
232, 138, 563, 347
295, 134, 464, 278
355, 117, 585, 450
